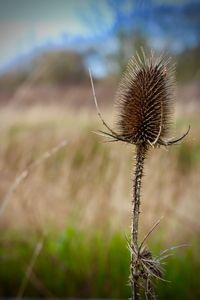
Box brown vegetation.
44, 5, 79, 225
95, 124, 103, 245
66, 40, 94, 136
0, 106, 199, 244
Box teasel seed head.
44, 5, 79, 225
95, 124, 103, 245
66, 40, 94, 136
115, 51, 177, 147
90, 50, 189, 147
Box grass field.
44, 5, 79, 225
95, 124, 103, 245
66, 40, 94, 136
0, 105, 200, 298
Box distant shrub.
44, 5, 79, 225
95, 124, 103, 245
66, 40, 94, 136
32, 51, 87, 85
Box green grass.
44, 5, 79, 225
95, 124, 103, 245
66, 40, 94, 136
0, 227, 200, 299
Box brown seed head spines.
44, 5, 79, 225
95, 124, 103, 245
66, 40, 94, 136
115, 51, 175, 146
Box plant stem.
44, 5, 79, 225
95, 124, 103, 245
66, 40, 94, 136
131, 145, 146, 300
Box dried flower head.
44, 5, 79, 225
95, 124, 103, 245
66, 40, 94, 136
90, 50, 189, 148
115, 52, 175, 147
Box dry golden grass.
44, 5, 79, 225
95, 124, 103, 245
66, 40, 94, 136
0, 105, 199, 244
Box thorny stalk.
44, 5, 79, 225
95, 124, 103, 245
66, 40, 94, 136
131, 145, 147, 299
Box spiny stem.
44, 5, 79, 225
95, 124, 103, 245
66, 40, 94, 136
131, 144, 157, 300
132, 145, 146, 247
131, 145, 146, 300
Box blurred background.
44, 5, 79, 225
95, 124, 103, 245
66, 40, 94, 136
0, 0, 200, 299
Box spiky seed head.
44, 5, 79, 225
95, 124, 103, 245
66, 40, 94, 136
115, 51, 175, 147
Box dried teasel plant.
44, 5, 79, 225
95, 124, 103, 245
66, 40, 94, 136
90, 50, 189, 300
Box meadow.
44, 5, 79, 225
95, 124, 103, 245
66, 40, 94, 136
0, 104, 200, 299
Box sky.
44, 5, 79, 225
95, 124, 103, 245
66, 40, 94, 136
0, 0, 200, 75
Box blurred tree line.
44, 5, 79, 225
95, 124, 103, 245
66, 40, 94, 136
0, 51, 88, 93
0, 33, 199, 93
